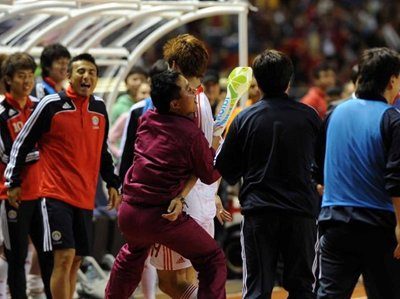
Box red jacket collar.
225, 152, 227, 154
4, 93, 32, 111
310, 87, 326, 98
197, 85, 203, 94
66, 85, 89, 102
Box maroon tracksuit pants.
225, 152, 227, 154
105, 201, 227, 299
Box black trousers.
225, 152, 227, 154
317, 221, 400, 299
3, 200, 53, 299
242, 211, 317, 299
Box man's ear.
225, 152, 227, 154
392, 74, 399, 85
4, 75, 11, 86
285, 82, 291, 93
170, 61, 181, 73
169, 99, 180, 111
387, 75, 397, 90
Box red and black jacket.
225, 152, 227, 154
0, 93, 41, 200
5, 87, 120, 210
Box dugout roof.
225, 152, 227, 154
0, 0, 250, 107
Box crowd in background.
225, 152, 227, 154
0, 1, 400, 298
140, 0, 400, 98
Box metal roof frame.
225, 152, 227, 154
0, 0, 251, 106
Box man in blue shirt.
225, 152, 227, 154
316, 47, 400, 298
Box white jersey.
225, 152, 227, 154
150, 220, 214, 270
150, 91, 218, 271
185, 91, 218, 223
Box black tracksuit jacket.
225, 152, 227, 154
216, 94, 322, 218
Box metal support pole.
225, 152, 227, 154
238, 5, 249, 107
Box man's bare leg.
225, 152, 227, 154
157, 266, 198, 299
69, 256, 82, 299
51, 249, 75, 299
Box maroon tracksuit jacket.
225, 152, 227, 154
106, 109, 226, 299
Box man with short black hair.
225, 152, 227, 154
203, 70, 221, 115
33, 43, 71, 100
105, 69, 226, 299
0, 52, 8, 299
316, 47, 400, 299
217, 49, 321, 298
301, 63, 336, 119
152, 34, 231, 299
0, 52, 53, 299
29, 42, 71, 299
5, 53, 120, 299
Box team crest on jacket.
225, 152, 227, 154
7, 210, 17, 220
92, 116, 100, 128
52, 230, 62, 241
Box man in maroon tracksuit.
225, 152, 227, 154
105, 70, 226, 299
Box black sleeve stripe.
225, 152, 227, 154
118, 113, 131, 162
0, 141, 39, 165
0, 106, 10, 164
5, 94, 59, 183
119, 101, 146, 158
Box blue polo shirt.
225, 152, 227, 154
322, 98, 394, 212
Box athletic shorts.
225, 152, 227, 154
0, 199, 51, 252
150, 219, 214, 270
45, 198, 93, 256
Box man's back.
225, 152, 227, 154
217, 95, 321, 217
323, 98, 393, 211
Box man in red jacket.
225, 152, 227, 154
0, 52, 53, 299
5, 53, 120, 299
105, 70, 226, 299
301, 64, 336, 119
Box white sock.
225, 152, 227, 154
25, 244, 34, 277
140, 257, 157, 299
0, 256, 8, 298
180, 284, 198, 299
27, 274, 44, 295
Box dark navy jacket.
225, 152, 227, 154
216, 94, 322, 218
